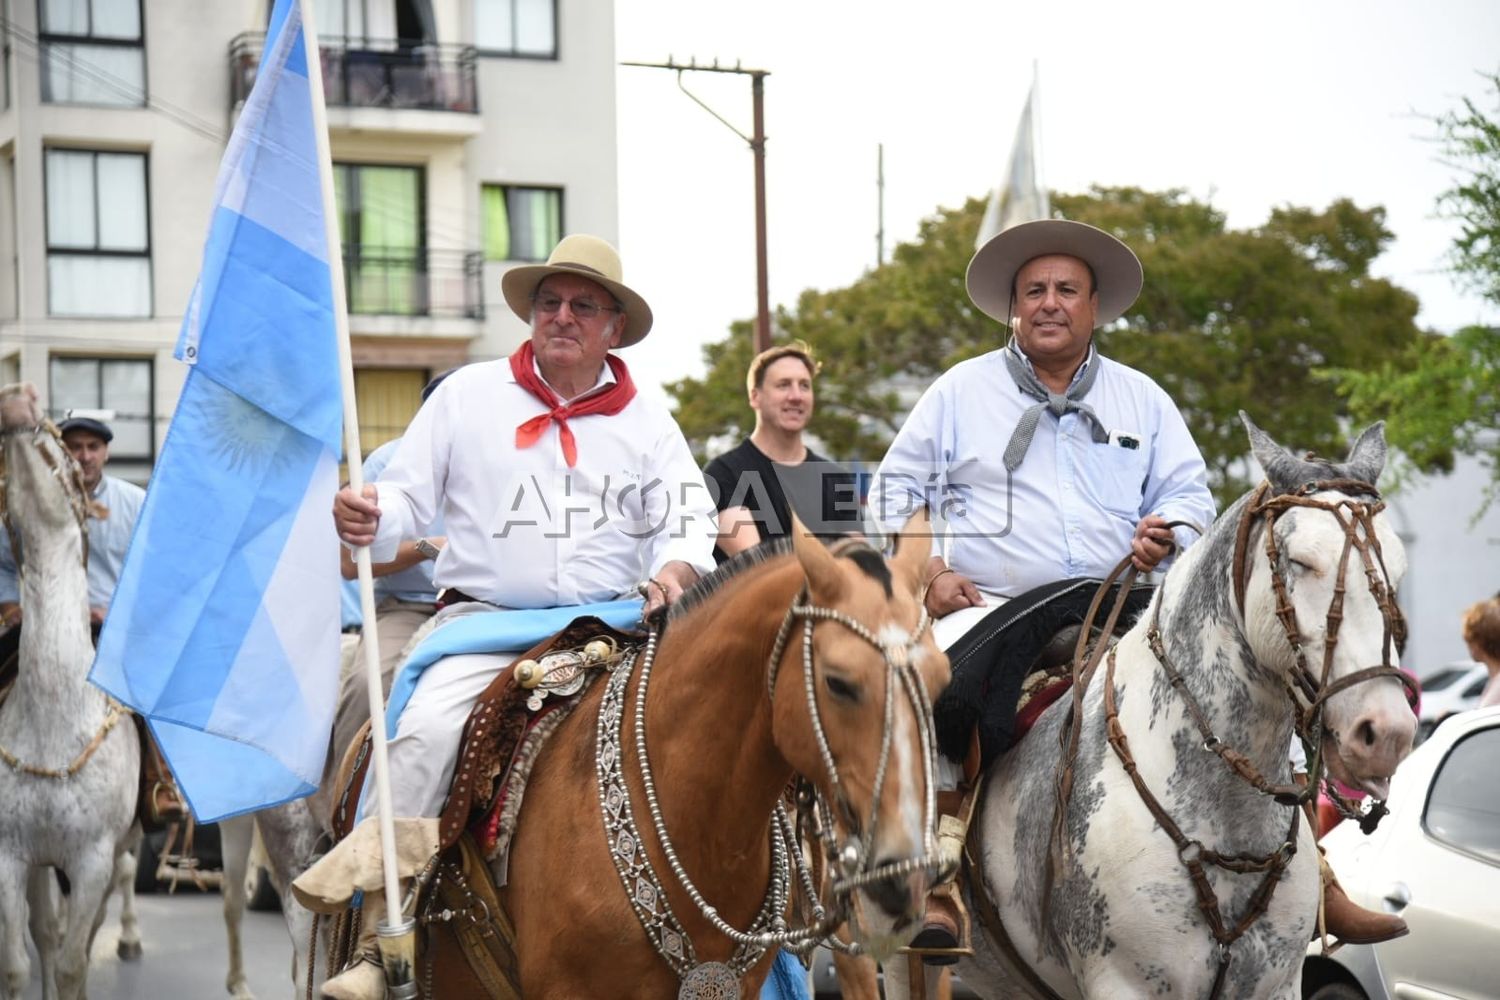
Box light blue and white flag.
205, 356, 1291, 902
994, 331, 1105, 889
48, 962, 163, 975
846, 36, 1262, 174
91, 0, 344, 823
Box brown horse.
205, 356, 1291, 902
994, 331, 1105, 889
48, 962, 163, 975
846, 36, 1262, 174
498, 519, 949, 997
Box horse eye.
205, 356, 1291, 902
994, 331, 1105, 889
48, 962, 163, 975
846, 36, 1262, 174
824, 674, 861, 703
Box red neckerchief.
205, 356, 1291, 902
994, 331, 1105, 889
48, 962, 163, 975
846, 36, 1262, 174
510, 341, 637, 467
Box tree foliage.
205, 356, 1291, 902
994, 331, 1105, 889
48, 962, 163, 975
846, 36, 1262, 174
667, 186, 1426, 507
1436, 70, 1500, 305
1333, 71, 1500, 512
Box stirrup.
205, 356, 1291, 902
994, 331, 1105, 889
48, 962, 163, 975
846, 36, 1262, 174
147, 781, 187, 827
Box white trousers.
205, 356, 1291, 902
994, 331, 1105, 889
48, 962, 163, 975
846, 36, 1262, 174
359, 602, 523, 820
934, 591, 1010, 790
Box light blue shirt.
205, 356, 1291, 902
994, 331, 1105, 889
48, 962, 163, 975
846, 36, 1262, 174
872, 346, 1216, 598
0, 474, 146, 609
364, 438, 441, 604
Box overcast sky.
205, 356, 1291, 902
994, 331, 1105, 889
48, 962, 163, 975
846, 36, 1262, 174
611, 0, 1500, 402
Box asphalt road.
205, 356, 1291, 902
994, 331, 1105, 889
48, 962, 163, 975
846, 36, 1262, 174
22, 888, 300, 1000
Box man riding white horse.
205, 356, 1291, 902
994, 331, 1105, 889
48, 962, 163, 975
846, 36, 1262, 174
304, 234, 718, 999
870, 218, 1402, 959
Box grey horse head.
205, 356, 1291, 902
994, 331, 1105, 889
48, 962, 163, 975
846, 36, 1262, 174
1240, 412, 1387, 494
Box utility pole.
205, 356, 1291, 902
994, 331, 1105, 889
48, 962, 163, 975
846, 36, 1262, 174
623, 57, 772, 353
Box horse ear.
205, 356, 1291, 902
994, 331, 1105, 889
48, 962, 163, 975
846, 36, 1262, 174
791, 514, 845, 601
1240, 411, 1301, 493
1343, 421, 1388, 485
890, 508, 932, 596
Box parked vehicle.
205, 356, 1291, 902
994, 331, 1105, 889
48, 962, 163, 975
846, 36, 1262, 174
1415, 660, 1488, 743
1301, 706, 1500, 999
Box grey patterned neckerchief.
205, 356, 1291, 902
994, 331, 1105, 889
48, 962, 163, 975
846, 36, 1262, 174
1001, 340, 1109, 471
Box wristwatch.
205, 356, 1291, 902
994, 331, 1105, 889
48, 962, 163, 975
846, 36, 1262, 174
415, 537, 441, 560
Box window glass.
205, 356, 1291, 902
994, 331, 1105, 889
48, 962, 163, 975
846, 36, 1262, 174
40, 44, 146, 105
482, 185, 560, 262
39, 0, 145, 106
40, 0, 90, 35
475, 0, 555, 56
45, 150, 97, 248
1422, 667, 1468, 692
514, 0, 554, 55
334, 162, 424, 315
47, 356, 154, 460
1463, 676, 1488, 698
47, 256, 151, 317
96, 153, 147, 251
1425, 727, 1500, 864
44, 149, 151, 317
91, 0, 142, 40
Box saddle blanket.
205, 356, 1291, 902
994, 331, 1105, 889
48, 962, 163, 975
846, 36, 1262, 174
383, 599, 646, 738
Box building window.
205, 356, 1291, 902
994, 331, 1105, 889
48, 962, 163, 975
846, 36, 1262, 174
38, 0, 146, 106
48, 356, 155, 462
45, 149, 152, 318
474, 0, 555, 58
334, 162, 426, 315
483, 185, 561, 262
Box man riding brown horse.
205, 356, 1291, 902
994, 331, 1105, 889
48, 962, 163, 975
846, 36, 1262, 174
307, 234, 718, 999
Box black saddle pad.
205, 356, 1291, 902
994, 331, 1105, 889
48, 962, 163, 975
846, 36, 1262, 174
933, 579, 1154, 767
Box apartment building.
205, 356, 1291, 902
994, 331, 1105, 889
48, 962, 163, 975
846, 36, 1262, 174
0, 0, 620, 482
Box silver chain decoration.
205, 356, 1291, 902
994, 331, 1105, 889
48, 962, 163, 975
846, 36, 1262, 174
595, 580, 948, 990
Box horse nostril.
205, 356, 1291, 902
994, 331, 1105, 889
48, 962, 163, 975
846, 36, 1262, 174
865, 873, 911, 918
1357, 719, 1377, 748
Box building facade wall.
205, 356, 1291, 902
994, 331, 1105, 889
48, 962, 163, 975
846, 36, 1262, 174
0, 0, 619, 481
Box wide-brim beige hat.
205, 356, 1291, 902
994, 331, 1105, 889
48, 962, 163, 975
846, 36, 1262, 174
501, 234, 653, 347
966, 219, 1143, 326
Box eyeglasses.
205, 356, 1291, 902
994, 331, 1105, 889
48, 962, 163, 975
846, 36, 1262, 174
530, 292, 621, 320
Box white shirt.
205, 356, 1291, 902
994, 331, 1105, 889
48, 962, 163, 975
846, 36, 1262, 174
872, 347, 1216, 598
369, 358, 718, 608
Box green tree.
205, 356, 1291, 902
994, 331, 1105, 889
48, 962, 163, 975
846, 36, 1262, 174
1437, 70, 1500, 304
668, 187, 1426, 507
1333, 71, 1500, 510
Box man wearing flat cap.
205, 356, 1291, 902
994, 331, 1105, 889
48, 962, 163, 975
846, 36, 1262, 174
318, 234, 717, 999
1, 416, 147, 632
872, 219, 1217, 958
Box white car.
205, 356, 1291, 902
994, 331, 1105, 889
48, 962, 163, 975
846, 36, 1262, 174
1301, 706, 1500, 999
1416, 660, 1489, 743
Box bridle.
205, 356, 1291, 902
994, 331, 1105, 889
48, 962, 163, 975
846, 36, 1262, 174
0, 418, 93, 575
1230, 477, 1417, 806
765, 572, 944, 909
0, 416, 121, 782
596, 543, 944, 995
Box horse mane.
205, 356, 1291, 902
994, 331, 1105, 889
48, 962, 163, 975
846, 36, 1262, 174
667, 538, 794, 623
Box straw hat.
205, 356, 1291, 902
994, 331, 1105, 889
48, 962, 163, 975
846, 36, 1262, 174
966, 219, 1143, 326
501, 234, 654, 346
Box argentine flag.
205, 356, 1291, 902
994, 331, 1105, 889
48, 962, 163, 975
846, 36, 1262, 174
91, 0, 343, 822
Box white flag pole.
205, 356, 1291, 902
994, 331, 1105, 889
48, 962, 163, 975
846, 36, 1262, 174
298, 0, 413, 978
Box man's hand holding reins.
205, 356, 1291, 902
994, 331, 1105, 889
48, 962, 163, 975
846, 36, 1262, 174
641, 559, 699, 616
924, 557, 986, 617
1131, 514, 1174, 572
333, 484, 381, 547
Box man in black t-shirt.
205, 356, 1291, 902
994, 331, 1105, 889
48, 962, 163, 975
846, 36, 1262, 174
703, 341, 862, 562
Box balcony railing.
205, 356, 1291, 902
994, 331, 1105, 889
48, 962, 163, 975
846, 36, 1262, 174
230, 34, 478, 114
345, 247, 484, 319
